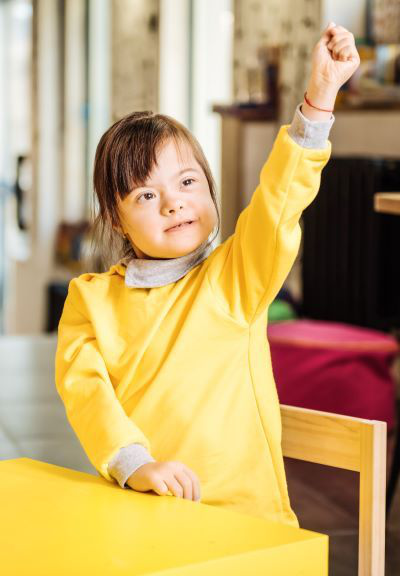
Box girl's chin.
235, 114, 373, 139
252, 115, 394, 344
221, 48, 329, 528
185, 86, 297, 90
153, 241, 202, 259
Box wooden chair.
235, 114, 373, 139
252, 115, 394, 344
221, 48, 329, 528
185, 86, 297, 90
281, 404, 387, 576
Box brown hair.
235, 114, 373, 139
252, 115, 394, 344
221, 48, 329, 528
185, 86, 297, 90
86, 111, 221, 271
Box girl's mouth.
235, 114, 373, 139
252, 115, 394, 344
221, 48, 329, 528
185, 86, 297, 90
166, 220, 195, 232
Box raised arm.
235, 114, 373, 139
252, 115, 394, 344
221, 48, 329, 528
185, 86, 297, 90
206, 23, 360, 324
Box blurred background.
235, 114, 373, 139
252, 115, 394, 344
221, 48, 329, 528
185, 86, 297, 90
1, 0, 400, 335
1, 1, 400, 574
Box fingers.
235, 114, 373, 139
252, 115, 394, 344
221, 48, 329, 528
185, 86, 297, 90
320, 21, 336, 41
173, 466, 201, 502
151, 475, 170, 496
158, 463, 201, 502
320, 23, 354, 47
328, 37, 353, 60
173, 470, 194, 501
326, 28, 358, 62
164, 474, 185, 499
140, 461, 201, 502
330, 25, 352, 37
181, 467, 201, 502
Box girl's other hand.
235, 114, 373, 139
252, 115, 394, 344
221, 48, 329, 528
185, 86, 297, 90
126, 460, 201, 502
310, 22, 361, 93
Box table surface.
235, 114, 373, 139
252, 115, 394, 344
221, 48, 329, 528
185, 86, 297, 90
374, 192, 400, 216
0, 458, 328, 575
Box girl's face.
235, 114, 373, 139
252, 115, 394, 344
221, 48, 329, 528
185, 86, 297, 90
117, 138, 218, 259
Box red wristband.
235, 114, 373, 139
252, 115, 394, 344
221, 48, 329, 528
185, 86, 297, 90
303, 91, 334, 113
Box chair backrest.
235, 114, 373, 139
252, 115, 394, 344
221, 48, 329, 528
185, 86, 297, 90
280, 403, 387, 576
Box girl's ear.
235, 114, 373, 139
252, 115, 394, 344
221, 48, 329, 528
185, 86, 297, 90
112, 222, 125, 236
118, 227, 131, 242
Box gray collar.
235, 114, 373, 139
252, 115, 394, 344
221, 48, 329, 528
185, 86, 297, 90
124, 234, 217, 288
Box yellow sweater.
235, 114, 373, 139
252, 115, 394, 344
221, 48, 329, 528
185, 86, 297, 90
55, 125, 331, 528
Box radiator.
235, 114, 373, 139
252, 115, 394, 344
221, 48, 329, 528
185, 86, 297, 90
301, 156, 400, 331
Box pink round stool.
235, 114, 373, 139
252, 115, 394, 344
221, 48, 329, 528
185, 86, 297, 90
267, 319, 399, 432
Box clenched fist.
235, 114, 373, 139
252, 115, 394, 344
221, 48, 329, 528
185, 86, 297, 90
303, 22, 361, 120
126, 460, 201, 502
310, 22, 361, 92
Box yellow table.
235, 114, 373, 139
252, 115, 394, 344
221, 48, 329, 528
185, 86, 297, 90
0, 458, 328, 575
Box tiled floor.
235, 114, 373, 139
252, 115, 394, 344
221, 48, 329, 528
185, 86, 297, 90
1, 334, 399, 574
0, 335, 96, 476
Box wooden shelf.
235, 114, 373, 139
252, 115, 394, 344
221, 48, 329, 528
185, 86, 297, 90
212, 103, 278, 121
336, 101, 400, 112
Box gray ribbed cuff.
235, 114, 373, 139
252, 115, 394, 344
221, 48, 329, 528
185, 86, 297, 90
288, 103, 335, 149
107, 443, 156, 489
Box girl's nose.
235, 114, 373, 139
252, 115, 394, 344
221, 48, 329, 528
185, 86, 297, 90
168, 205, 183, 214
162, 196, 184, 215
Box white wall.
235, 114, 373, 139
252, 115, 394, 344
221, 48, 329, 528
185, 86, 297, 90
87, 0, 111, 214
321, 0, 367, 38
191, 0, 233, 209
64, 0, 87, 222
159, 0, 191, 125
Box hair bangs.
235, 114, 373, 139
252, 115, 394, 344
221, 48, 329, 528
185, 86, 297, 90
112, 118, 173, 201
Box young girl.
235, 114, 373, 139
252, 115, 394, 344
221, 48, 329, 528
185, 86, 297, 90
55, 23, 359, 528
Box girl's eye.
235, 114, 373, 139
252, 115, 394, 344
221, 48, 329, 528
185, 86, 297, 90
182, 178, 195, 187
138, 192, 155, 202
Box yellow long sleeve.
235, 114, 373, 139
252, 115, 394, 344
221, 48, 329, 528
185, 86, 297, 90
205, 125, 331, 324
55, 279, 152, 482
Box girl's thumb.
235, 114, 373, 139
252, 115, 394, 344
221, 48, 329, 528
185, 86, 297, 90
321, 21, 336, 41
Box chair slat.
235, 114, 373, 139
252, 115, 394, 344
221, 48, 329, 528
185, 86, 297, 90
280, 404, 387, 576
